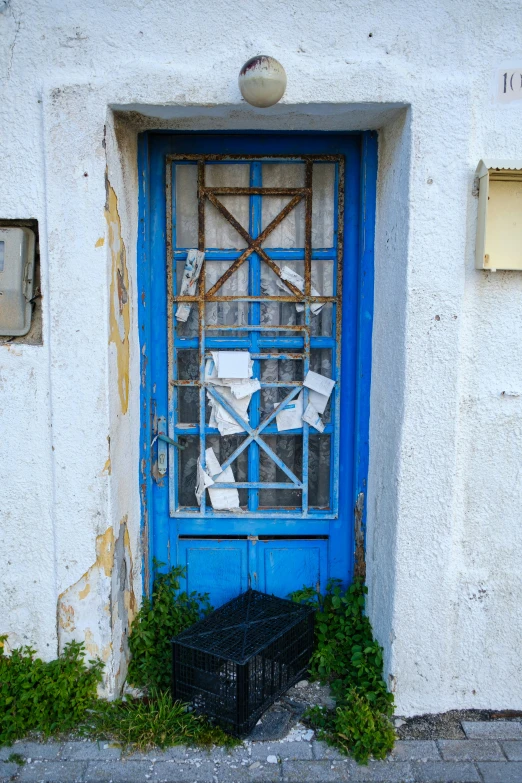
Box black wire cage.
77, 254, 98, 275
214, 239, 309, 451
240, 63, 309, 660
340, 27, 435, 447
172, 589, 315, 737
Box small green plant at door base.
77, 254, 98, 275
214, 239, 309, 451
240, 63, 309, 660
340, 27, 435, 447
127, 562, 212, 693
0, 636, 102, 747
291, 579, 395, 764
83, 689, 237, 752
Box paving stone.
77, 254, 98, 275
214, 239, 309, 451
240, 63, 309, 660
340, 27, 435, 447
410, 761, 480, 782
391, 740, 441, 761
462, 720, 522, 740
477, 761, 522, 783
311, 741, 345, 760
127, 745, 194, 761
250, 742, 312, 761
502, 741, 522, 761
348, 760, 414, 782
84, 760, 156, 782
60, 741, 121, 761
249, 711, 292, 742
18, 760, 86, 782
437, 739, 504, 761
153, 759, 217, 781
217, 759, 281, 782
4, 743, 61, 761
0, 762, 19, 780
282, 759, 351, 782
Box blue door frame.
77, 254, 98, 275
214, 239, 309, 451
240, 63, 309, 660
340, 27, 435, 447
138, 131, 377, 602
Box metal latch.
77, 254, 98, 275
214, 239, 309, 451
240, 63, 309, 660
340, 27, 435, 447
152, 416, 186, 478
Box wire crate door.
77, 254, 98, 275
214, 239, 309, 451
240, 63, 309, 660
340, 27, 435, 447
142, 133, 377, 605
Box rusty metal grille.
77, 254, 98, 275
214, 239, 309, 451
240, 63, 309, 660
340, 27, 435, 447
166, 154, 344, 519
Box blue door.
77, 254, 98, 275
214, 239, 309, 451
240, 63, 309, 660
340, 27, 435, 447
139, 132, 376, 607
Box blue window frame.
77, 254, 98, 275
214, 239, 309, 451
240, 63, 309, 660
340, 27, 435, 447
138, 132, 377, 600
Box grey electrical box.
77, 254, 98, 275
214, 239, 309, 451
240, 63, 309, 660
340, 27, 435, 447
0, 227, 36, 336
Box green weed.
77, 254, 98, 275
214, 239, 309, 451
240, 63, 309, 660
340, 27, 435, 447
82, 689, 238, 752
0, 636, 103, 747
5, 753, 25, 766
127, 563, 211, 693
291, 579, 395, 764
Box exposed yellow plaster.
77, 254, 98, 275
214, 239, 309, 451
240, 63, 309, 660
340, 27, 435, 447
123, 525, 137, 624
106, 178, 130, 415
57, 517, 136, 695
95, 236, 105, 248
97, 527, 115, 578
101, 457, 112, 476
79, 583, 91, 600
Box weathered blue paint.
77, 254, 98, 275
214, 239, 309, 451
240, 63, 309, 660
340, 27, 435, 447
138, 132, 377, 605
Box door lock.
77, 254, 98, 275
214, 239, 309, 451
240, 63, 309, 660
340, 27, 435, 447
152, 416, 186, 478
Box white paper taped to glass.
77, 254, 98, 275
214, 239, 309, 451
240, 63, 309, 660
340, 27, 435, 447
205, 351, 260, 436
274, 391, 304, 432
175, 249, 205, 322
197, 447, 240, 511
303, 370, 335, 415
302, 402, 325, 433
277, 266, 325, 316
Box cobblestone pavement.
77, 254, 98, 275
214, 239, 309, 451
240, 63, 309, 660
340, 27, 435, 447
1, 721, 522, 783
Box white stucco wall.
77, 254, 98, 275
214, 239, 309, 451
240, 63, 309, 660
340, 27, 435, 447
0, 0, 521, 713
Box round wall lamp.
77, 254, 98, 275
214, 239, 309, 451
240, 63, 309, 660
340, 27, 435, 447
238, 55, 287, 108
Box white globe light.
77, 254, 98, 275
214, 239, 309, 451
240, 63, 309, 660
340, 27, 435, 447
238, 56, 287, 108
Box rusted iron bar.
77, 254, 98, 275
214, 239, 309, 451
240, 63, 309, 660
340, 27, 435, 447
202, 187, 311, 196
205, 323, 306, 331
170, 294, 337, 303
167, 153, 344, 162
204, 192, 304, 298
304, 160, 313, 298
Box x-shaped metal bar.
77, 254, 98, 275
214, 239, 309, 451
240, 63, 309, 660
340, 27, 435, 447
204, 191, 305, 298
207, 385, 303, 487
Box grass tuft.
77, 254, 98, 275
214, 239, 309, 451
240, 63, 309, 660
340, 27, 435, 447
82, 690, 238, 753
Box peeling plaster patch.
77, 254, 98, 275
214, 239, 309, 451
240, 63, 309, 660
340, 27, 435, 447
57, 520, 136, 694
95, 236, 105, 248
106, 177, 130, 415
101, 457, 111, 476
78, 583, 91, 600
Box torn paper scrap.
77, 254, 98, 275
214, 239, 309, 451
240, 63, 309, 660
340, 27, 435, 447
196, 457, 214, 505
303, 370, 335, 398
175, 249, 205, 322
277, 266, 324, 315
213, 350, 251, 379
307, 389, 327, 415
302, 402, 325, 433
303, 370, 335, 415
274, 391, 303, 432
229, 379, 261, 400
207, 354, 253, 385
205, 447, 240, 511
207, 387, 250, 436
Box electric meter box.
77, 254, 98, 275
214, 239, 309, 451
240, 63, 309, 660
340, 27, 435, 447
476, 159, 522, 271
0, 227, 36, 336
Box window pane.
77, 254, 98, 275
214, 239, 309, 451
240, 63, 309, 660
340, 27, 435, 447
177, 350, 199, 380
178, 436, 198, 507
206, 435, 248, 507
309, 434, 331, 508
177, 387, 199, 424
205, 164, 250, 248
259, 435, 302, 508
175, 165, 198, 248
262, 164, 305, 248
312, 164, 335, 248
